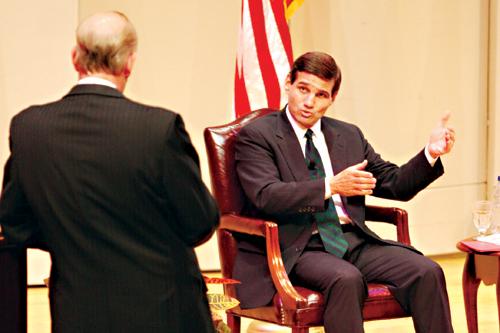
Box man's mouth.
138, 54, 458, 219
300, 110, 313, 118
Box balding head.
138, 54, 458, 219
73, 11, 137, 77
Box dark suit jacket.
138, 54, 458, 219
233, 110, 444, 308
0, 84, 219, 332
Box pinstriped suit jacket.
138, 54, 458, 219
0, 84, 219, 332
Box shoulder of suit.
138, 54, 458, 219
240, 110, 281, 131
11, 95, 180, 129
120, 96, 176, 117
10, 103, 52, 125
322, 115, 362, 133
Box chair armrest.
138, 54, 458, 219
219, 214, 307, 309
220, 214, 268, 237
365, 205, 410, 245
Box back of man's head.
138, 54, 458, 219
73, 11, 137, 76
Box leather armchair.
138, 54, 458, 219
204, 109, 411, 332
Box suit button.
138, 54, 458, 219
295, 247, 301, 252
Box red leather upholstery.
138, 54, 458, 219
204, 109, 410, 332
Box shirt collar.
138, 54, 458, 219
285, 106, 322, 140
77, 76, 117, 89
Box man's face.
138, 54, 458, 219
285, 71, 336, 129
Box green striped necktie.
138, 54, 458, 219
304, 129, 348, 258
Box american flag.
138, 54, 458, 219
234, 0, 304, 118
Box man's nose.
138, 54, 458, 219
304, 94, 315, 107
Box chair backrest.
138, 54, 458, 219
204, 109, 274, 291
204, 109, 274, 214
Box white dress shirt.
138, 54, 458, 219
285, 108, 352, 224
77, 76, 117, 89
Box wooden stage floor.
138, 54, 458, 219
27, 253, 497, 332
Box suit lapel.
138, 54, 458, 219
322, 119, 348, 175
276, 111, 310, 181
322, 118, 359, 220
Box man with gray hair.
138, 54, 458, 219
0, 11, 219, 332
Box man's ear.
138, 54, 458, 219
124, 51, 137, 78
71, 47, 81, 73
331, 91, 338, 102
284, 74, 291, 92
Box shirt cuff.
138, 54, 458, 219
424, 144, 438, 167
324, 177, 333, 199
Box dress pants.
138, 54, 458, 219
289, 225, 454, 333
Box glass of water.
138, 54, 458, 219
473, 200, 492, 238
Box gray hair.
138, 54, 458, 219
73, 11, 137, 75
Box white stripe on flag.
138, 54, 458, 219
241, 0, 267, 112
234, 0, 297, 118
262, 0, 290, 109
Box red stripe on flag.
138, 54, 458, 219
248, 0, 281, 109
270, 0, 293, 66
234, 63, 251, 118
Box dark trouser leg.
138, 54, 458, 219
290, 235, 366, 333
351, 243, 454, 333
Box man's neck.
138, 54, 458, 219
285, 106, 322, 135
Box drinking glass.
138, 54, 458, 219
473, 200, 492, 238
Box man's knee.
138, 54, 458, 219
319, 266, 367, 315
326, 266, 365, 294
413, 258, 446, 288
422, 260, 445, 283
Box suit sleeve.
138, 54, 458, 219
357, 126, 444, 201
0, 132, 44, 248
161, 114, 219, 247
235, 124, 325, 216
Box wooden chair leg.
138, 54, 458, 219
462, 253, 480, 333
226, 312, 241, 333
497, 257, 500, 328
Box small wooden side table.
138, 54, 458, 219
456, 238, 500, 333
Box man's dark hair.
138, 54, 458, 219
290, 52, 342, 97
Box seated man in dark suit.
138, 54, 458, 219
0, 11, 219, 333
233, 51, 455, 333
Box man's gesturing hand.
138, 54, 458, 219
329, 160, 376, 197
428, 111, 455, 158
